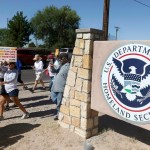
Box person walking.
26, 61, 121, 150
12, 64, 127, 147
16, 58, 28, 90
51, 53, 70, 120
0, 61, 8, 120
53, 55, 61, 73
31, 54, 45, 93
5, 58, 28, 110
44, 55, 61, 91
44, 61, 56, 91
1, 62, 30, 120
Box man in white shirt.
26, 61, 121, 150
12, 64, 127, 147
31, 54, 45, 93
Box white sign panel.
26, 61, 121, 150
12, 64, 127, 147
0, 47, 17, 62
101, 44, 150, 124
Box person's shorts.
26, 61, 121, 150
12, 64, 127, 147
7, 89, 19, 97
0, 85, 7, 95
35, 72, 43, 81
0, 78, 7, 95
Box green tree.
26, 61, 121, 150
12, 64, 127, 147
8, 11, 33, 47
31, 5, 80, 49
28, 42, 36, 47
0, 28, 9, 46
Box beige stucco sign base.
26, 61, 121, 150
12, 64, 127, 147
91, 40, 150, 130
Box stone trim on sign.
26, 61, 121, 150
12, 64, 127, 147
59, 28, 104, 138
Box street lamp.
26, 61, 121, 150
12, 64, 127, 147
7, 18, 9, 29
115, 26, 120, 40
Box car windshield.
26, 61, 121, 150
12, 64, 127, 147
60, 48, 73, 53
60, 48, 68, 53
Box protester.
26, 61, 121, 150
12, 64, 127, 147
16, 58, 28, 90
31, 54, 46, 93
45, 55, 61, 90
51, 53, 70, 120
1, 61, 12, 111
1, 62, 30, 120
0, 61, 8, 120
53, 55, 61, 73
5, 58, 27, 110
46, 52, 54, 67
44, 61, 56, 91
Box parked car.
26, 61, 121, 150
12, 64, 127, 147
16, 48, 48, 68
59, 48, 73, 61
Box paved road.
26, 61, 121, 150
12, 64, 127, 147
21, 69, 49, 83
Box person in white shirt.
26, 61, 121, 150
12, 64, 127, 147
44, 55, 61, 90
46, 62, 56, 89
0, 62, 29, 120
0, 61, 8, 120
31, 54, 45, 92
0, 61, 7, 79
53, 55, 61, 71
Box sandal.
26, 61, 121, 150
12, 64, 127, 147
5, 105, 10, 111
30, 88, 34, 93
0, 116, 4, 121
23, 86, 28, 90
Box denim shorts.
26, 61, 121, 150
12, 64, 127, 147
0, 78, 7, 95
7, 89, 19, 97
0, 85, 7, 95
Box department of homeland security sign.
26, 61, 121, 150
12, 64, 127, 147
102, 44, 150, 124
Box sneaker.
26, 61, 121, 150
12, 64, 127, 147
54, 115, 58, 121
42, 87, 46, 90
23, 86, 28, 90
21, 112, 30, 119
5, 105, 10, 111
11, 104, 17, 108
0, 116, 4, 121
30, 88, 34, 93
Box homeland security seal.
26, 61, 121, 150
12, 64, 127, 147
102, 44, 150, 124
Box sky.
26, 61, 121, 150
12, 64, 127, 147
0, 0, 150, 41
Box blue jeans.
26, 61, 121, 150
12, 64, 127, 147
51, 91, 63, 115
49, 76, 54, 92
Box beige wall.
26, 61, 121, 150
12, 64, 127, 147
91, 40, 150, 130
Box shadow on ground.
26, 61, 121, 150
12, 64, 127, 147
7, 98, 56, 119
98, 115, 150, 145
20, 95, 49, 102
6, 109, 56, 120
24, 99, 53, 108
0, 123, 40, 149
30, 109, 57, 118
8, 96, 51, 110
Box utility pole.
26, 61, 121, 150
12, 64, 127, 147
102, 0, 110, 40
115, 26, 120, 40
7, 18, 9, 29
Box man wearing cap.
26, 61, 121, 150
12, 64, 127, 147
51, 53, 70, 120
31, 54, 45, 92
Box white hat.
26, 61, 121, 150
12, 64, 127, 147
33, 54, 42, 61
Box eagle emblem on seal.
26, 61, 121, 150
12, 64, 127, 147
111, 57, 150, 104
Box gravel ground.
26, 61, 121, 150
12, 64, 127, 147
0, 82, 149, 150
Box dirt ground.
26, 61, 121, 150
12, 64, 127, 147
0, 83, 149, 150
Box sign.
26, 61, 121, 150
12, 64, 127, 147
102, 44, 150, 124
0, 47, 17, 62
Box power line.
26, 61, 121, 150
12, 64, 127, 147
133, 0, 150, 8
